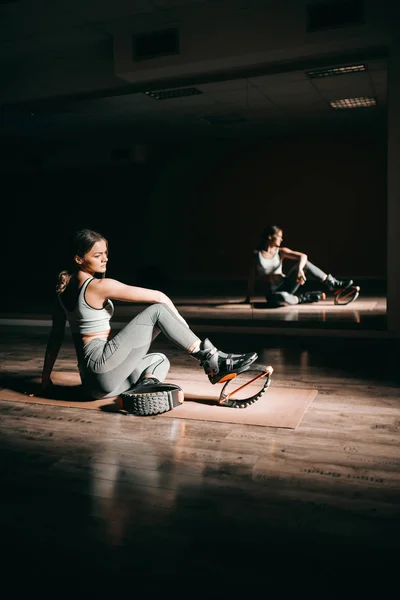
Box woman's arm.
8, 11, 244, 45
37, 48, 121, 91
280, 247, 308, 284
40, 299, 66, 393
94, 278, 189, 326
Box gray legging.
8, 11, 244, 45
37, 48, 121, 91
266, 260, 327, 307
80, 303, 200, 399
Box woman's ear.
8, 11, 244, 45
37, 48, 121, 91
74, 254, 83, 266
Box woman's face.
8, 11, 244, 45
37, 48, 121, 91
269, 230, 283, 247
76, 239, 108, 274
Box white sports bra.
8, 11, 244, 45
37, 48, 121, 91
256, 250, 284, 276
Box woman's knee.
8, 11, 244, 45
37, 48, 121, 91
140, 302, 170, 322
148, 352, 170, 379
155, 352, 170, 370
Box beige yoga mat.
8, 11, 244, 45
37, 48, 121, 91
0, 371, 317, 429
160, 378, 317, 428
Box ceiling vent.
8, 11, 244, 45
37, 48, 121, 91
307, 64, 366, 78
306, 0, 364, 32
145, 87, 202, 100
133, 28, 179, 61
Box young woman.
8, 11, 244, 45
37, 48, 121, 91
245, 225, 353, 307
40, 228, 258, 400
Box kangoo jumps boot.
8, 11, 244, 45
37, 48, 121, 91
297, 291, 326, 304
193, 338, 258, 384
118, 377, 184, 416
325, 274, 354, 291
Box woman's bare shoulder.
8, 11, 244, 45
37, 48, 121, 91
92, 277, 123, 291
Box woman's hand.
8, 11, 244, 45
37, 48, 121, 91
297, 269, 307, 285
28, 378, 55, 398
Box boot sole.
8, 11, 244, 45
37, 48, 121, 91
219, 364, 274, 408
119, 388, 184, 416
334, 285, 360, 305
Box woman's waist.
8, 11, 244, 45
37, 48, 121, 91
258, 272, 285, 284
80, 330, 111, 346
68, 314, 112, 336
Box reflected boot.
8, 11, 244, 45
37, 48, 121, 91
193, 338, 258, 384
325, 274, 353, 291
297, 291, 326, 304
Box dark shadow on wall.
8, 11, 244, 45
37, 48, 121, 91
2, 163, 164, 312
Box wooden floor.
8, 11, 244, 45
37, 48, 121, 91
0, 298, 399, 589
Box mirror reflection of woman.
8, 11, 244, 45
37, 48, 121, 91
246, 225, 353, 307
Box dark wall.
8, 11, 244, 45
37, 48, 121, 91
3, 164, 156, 311
2, 126, 386, 312
149, 127, 387, 281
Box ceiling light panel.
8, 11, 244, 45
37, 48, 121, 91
329, 96, 377, 109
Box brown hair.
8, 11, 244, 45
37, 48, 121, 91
257, 225, 282, 251
56, 228, 107, 295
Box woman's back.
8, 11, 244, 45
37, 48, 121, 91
58, 277, 114, 335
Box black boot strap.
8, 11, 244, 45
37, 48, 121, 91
225, 354, 233, 371
201, 347, 218, 363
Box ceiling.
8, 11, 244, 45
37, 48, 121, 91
0, 0, 390, 143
